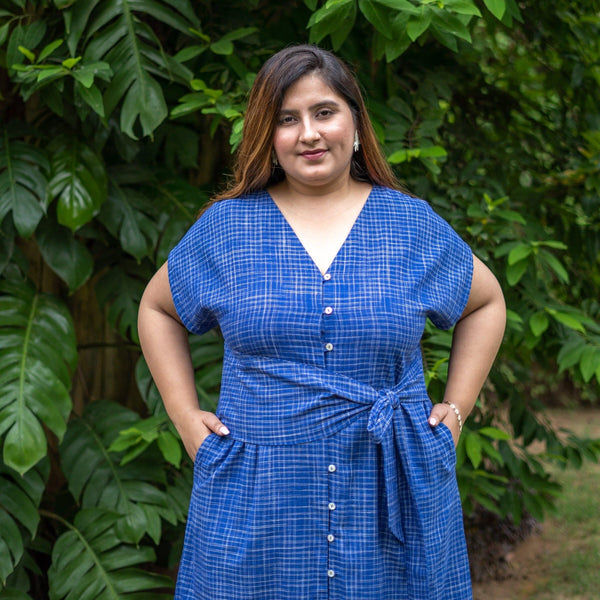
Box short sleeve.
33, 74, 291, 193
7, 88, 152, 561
416, 202, 473, 330
167, 211, 219, 335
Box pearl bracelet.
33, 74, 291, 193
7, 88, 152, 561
443, 401, 463, 433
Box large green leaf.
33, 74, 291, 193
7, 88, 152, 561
36, 219, 94, 292
99, 170, 160, 261
0, 128, 49, 238
0, 457, 49, 586
47, 508, 173, 600
64, 0, 197, 138
0, 280, 77, 474
60, 401, 179, 545
95, 259, 153, 344
47, 136, 108, 231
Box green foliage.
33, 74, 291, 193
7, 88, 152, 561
0, 457, 48, 586
46, 508, 172, 600
0, 127, 49, 238
1, 0, 600, 595
0, 279, 76, 474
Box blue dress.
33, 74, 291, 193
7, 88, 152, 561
168, 185, 474, 599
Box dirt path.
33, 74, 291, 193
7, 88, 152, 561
472, 525, 555, 599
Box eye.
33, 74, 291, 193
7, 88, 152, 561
278, 114, 296, 125
316, 108, 334, 118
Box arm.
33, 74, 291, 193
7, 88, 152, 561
137, 262, 229, 461
428, 254, 506, 445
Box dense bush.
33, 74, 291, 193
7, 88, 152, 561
1, 0, 599, 596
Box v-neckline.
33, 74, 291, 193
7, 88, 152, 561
266, 186, 374, 277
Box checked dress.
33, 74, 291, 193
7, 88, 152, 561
168, 185, 474, 600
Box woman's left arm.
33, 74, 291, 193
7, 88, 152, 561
428, 254, 506, 445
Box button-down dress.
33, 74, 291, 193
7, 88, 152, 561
168, 185, 474, 599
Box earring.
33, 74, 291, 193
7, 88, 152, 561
353, 131, 359, 152
272, 151, 278, 166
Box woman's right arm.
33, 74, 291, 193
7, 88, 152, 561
137, 262, 229, 461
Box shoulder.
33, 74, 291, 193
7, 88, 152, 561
371, 186, 442, 227
201, 191, 269, 221
188, 191, 270, 237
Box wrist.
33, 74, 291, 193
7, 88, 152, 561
443, 400, 463, 433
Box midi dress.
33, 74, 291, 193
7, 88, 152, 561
168, 185, 474, 600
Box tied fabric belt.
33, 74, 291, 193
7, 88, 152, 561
218, 350, 434, 546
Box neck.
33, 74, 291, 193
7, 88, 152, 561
272, 175, 360, 208
269, 177, 372, 224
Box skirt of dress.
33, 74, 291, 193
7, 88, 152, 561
174, 411, 472, 600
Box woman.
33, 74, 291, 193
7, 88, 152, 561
138, 45, 506, 600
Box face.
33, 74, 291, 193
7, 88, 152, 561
272, 73, 356, 190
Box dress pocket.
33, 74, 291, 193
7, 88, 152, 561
194, 433, 218, 468
435, 421, 457, 471
193, 433, 232, 484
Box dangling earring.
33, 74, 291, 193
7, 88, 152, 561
353, 131, 360, 153
272, 151, 278, 166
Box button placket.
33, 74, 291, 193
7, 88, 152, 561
321, 273, 335, 362
322, 274, 339, 586
326, 458, 340, 585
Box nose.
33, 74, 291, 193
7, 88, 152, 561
299, 117, 320, 144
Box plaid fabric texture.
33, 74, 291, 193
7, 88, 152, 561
168, 186, 474, 599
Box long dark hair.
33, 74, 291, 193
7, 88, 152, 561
211, 44, 401, 203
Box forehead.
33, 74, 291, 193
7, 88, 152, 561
281, 73, 347, 107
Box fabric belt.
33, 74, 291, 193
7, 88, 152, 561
218, 350, 430, 545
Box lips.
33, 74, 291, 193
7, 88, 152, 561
301, 149, 327, 160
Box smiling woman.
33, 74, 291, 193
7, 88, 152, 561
269, 73, 371, 274
272, 75, 356, 190
137, 44, 506, 600
210, 44, 398, 198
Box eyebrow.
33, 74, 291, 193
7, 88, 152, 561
278, 100, 341, 114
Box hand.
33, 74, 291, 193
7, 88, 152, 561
174, 408, 230, 461
428, 403, 460, 447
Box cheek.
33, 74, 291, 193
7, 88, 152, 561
273, 130, 294, 155
327, 123, 354, 147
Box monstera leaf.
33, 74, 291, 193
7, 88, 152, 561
47, 508, 173, 600
63, 0, 197, 138
0, 457, 49, 585
95, 259, 154, 344
0, 127, 49, 238
36, 218, 94, 292
99, 166, 161, 261
60, 401, 179, 545
47, 135, 108, 232
0, 280, 77, 475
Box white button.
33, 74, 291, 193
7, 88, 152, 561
327, 569, 335, 578
327, 534, 335, 542
325, 343, 334, 351
328, 464, 337, 473
323, 273, 331, 281
324, 306, 333, 315
328, 502, 336, 510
